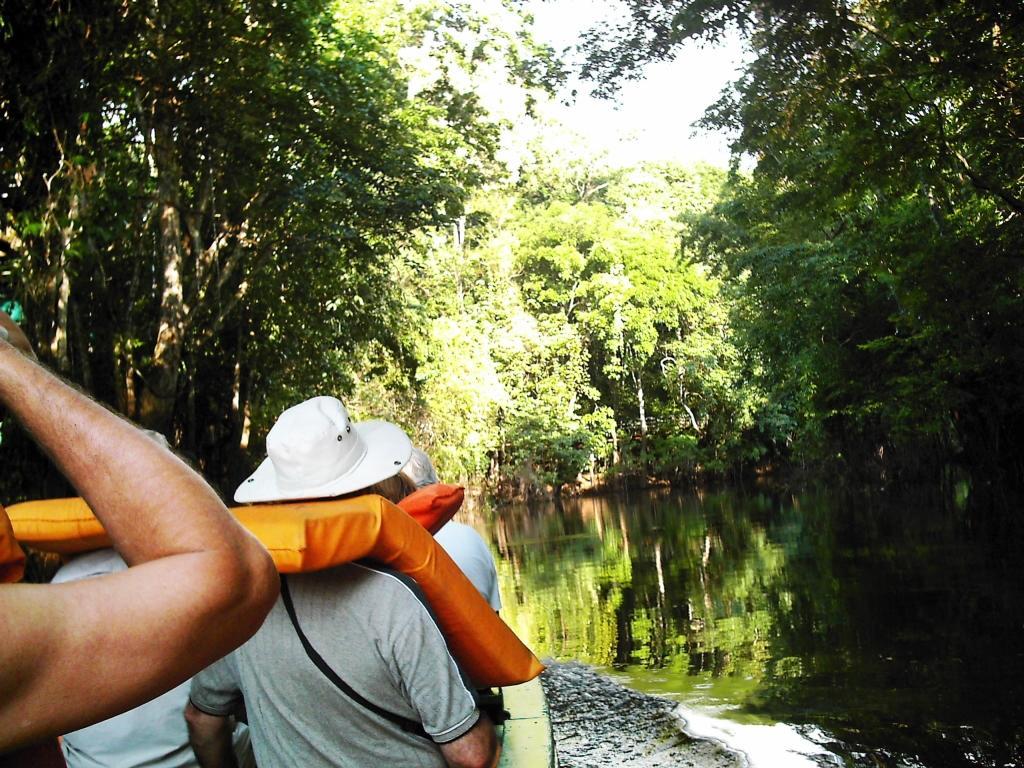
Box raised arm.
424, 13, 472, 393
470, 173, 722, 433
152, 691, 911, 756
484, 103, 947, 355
0, 332, 278, 751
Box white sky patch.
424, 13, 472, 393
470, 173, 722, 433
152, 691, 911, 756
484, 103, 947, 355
523, 0, 747, 168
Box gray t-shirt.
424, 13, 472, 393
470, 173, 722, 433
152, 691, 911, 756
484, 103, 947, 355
191, 563, 480, 767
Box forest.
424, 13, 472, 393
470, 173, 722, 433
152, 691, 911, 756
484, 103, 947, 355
1, 0, 1022, 502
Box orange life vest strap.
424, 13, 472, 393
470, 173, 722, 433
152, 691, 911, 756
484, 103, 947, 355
0, 505, 26, 583
5, 490, 543, 687
5, 484, 465, 555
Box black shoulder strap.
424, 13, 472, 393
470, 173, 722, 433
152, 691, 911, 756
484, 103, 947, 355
279, 574, 431, 741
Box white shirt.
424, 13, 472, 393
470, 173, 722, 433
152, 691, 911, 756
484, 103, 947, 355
434, 522, 502, 611
53, 549, 253, 768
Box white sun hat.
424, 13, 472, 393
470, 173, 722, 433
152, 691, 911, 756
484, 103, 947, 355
234, 396, 412, 504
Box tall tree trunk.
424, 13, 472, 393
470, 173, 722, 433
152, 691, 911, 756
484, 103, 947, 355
223, 328, 253, 491
139, 115, 187, 432
114, 237, 144, 418
50, 267, 71, 373
45, 184, 82, 374
632, 367, 648, 476
635, 375, 648, 440
70, 300, 92, 393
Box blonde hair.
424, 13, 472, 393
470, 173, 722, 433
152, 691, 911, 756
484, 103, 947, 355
365, 475, 414, 504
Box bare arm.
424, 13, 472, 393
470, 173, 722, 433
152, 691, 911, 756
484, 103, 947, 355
439, 714, 499, 768
0, 338, 278, 751
184, 703, 239, 768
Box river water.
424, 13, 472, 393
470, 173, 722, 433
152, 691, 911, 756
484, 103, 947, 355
464, 484, 1024, 768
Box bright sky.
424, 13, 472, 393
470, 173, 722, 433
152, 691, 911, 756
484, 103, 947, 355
524, 0, 747, 168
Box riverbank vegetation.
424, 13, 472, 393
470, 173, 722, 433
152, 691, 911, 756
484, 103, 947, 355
583, 0, 1024, 486
1, 0, 1021, 501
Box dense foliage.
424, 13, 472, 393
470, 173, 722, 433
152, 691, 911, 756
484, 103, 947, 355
349, 160, 780, 493
0, 0, 560, 497
583, 0, 1024, 481
2, 0, 1020, 501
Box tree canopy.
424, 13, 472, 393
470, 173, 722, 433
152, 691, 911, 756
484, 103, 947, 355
583, 0, 1024, 481
1, 0, 1020, 501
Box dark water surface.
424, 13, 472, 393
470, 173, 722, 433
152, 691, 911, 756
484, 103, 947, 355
469, 485, 1024, 767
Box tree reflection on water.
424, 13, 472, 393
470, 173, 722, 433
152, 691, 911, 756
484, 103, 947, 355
466, 486, 1024, 768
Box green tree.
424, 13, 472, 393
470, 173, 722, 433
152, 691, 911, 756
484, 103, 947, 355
0, 0, 547, 497
584, 1, 1024, 477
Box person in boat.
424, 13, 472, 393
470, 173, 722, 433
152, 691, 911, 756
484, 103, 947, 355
51, 430, 256, 768
401, 447, 502, 612
185, 396, 498, 768
0, 311, 279, 757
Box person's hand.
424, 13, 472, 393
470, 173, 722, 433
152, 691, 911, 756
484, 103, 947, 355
0, 310, 36, 359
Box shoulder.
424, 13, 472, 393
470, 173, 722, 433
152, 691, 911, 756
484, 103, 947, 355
283, 564, 437, 637
435, 522, 487, 552
289, 562, 425, 603
435, 524, 495, 571
345, 563, 434, 613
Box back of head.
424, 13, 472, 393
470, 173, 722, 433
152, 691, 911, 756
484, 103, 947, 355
400, 447, 440, 490
358, 474, 414, 505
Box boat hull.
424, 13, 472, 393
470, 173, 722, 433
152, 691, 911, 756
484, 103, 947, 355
498, 677, 557, 768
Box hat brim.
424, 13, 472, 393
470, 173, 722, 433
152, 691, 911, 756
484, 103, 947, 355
234, 420, 412, 503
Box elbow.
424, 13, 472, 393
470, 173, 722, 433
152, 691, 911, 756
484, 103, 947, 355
205, 536, 279, 646
183, 701, 207, 733
443, 715, 499, 768
452, 746, 499, 768
461, 749, 499, 768
233, 537, 280, 635
184, 702, 230, 750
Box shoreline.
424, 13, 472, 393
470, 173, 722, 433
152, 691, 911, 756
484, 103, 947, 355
540, 661, 742, 768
